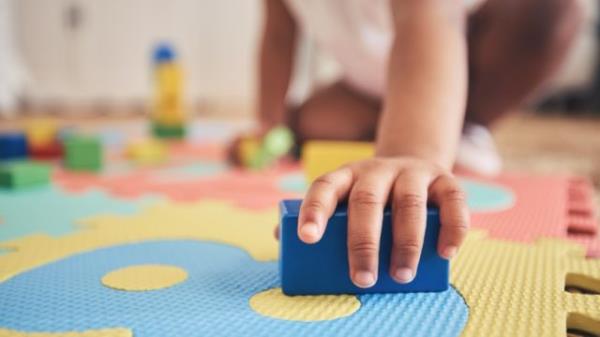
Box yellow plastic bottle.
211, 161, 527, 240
152, 43, 186, 139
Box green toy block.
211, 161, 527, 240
244, 126, 295, 170
152, 123, 186, 139
0, 161, 51, 189
64, 136, 103, 172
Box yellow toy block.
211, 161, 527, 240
238, 136, 261, 168
126, 140, 168, 165
302, 141, 374, 182
152, 64, 185, 127
24, 118, 58, 148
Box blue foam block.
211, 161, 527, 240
280, 199, 449, 295
0, 132, 28, 161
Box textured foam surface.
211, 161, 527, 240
451, 232, 600, 336
249, 288, 360, 321
0, 238, 467, 337
0, 196, 599, 336
54, 143, 301, 209
0, 329, 132, 337
0, 136, 599, 336
0, 185, 156, 241
0, 201, 277, 283
470, 174, 600, 256
101, 264, 188, 291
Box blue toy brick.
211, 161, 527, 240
279, 199, 449, 295
0, 132, 28, 161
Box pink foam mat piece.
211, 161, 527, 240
55, 168, 302, 209
54, 141, 599, 255
468, 173, 600, 257
54, 143, 303, 209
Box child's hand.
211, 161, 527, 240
298, 157, 470, 288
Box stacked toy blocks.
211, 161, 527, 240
64, 136, 103, 172
279, 199, 448, 295
151, 44, 186, 139
0, 132, 28, 161
0, 161, 51, 189
24, 118, 63, 159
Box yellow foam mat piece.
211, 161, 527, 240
452, 232, 600, 336
0, 328, 131, 337
1, 200, 599, 336
302, 141, 373, 182
0, 201, 278, 283
101, 264, 188, 291
249, 288, 360, 321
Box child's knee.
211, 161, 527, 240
520, 0, 582, 53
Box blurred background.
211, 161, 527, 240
0, 0, 599, 193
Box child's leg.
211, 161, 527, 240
292, 82, 381, 143
293, 0, 582, 142
465, 0, 582, 126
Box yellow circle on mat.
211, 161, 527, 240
249, 288, 360, 321
102, 264, 188, 291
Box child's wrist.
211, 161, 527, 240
376, 145, 452, 171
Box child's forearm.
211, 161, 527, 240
257, 0, 297, 130
376, 1, 468, 170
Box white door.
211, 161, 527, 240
16, 0, 262, 111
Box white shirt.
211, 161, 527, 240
284, 0, 485, 97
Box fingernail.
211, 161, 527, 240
300, 223, 319, 241
394, 268, 414, 284
353, 271, 376, 288
443, 246, 458, 259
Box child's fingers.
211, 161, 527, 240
298, 168, 353, 244
389, 171, 430, 284
347, 170, 396, 288
429, 174, 470, 259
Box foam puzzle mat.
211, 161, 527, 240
0, 134, 599, 337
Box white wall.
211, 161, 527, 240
0, 0, 28, 115
13, 0, 600, 114
16, 0, 262, 110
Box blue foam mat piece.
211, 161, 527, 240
0, 240, 467, 337
0, 185, 158, 241
459, 178, 514, 212
280, 200, 448, 295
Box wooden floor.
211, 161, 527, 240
492, 113, 600, 208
